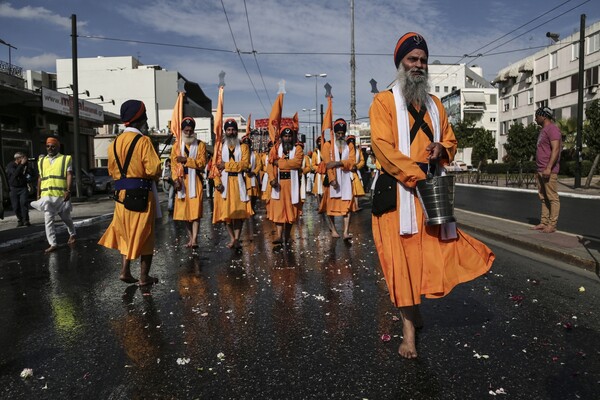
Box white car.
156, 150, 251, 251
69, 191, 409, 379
446, 160, 468, 172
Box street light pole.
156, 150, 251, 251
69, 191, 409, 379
305, 73, 327, 139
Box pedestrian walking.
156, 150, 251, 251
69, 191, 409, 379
6, 151, 31, 227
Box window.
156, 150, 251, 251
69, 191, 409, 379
587, 32, 600, 54
550, 81, 557, 98
490, 117, 496, 123
451, 86, 457, 92
571, 42, 580, 61
586, 66, 599, 87
503, 101, 509, 112
512, 94, 519, 108
554, 108, 562, 120
536, 99, 548, 109
526, 116, 533, 125
501, 121, 507, 135
536, 72, 548, 83
571, 73, 579, 91
435, 86, 440, 92
444, 86, 449, 93
489, 94, 497, 105
549, 52, 558, 69
528, 90, 534, 105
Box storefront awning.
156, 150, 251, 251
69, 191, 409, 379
463, 92, 486, 103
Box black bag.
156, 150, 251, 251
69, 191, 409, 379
123, 188, 149, 212
323, 174, 330, 187
372, 172, 397, 216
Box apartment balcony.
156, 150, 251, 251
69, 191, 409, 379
0, 59, 23, 78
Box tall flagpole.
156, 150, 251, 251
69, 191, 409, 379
350, 0, 356, 124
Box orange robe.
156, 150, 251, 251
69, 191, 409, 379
266, 144, 303, 223
98, 131, 162, 259
311, 149, 325, 196
212, 143, 254, 223
171, 140, 206, 221
369, 91, 494, 307
351, 147, 366, 197
320, 140, 358, 216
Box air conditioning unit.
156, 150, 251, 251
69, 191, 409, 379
526, 77, 533, 84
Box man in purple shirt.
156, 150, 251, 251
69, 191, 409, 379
531, 107, 562, 233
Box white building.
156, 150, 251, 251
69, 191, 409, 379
494, 20, 600, 161
55, 56, 213, 165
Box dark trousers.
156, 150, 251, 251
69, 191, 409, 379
9, 186, 29, 223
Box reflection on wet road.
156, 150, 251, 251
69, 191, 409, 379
1, 196, 599, 399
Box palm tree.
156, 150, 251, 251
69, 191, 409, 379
557, 117, 577, 160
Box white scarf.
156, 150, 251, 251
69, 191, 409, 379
330, 141, 353, 201
271, 145, 300, 204
178, 140, 198, 199
354, 148, 362, 182
315, 150, 323, 195
249, 151, 257, 187
220, 143, 249, 202
261, 154, 269, 192
300, 156, 307, 201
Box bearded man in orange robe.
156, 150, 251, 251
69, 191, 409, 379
369, 32, 495, 359
171, 117, 207, 248
267, 127, 304, 245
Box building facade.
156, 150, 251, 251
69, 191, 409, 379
494, 20, 600, 161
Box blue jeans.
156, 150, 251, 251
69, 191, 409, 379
9, 186, 29, 223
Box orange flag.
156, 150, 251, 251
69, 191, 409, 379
170, 91, 185, 179
246, 113, 252, 137
292, 112, 299, 132
210, 85, 224, 178
268, 93, 284, 144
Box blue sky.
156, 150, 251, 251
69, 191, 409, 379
1, 0, 599, 124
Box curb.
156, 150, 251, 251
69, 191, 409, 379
458, 222, 598, 272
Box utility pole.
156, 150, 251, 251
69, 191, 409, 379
350, 0, 356, 124
575, 13, 586, 188
71, 14, 81, 198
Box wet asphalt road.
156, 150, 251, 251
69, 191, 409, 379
1, 197, 599, 399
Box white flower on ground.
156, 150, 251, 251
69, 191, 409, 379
20, 368, 33, 379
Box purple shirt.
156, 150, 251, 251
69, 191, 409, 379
536, 123, 562, 174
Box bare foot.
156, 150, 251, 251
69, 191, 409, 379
399, 323, 418, 359
137, 276, 159, 287
343, 233, 353, 240
542, 226, 556, 233
530, 224, 546, 231
67, 235, 76, 245
331, 231, 340, 238
120, 275, 138, 284
45, 245, 58, 253
185, 242, 193, 248
226, 240, 235, 249
272, 237, 283, 245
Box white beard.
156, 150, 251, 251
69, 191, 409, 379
183, 135, 196, 145
396, 66, 430, 108
225, 136, 239, 148
336, 139, 346, 151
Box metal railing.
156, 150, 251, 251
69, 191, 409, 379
0, 59, 23, 78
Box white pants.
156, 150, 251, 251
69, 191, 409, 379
44, 208, 75, 247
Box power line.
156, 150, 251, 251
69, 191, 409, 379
78, 35, 234, 53
220, 0, 269, 116
243, 0, 272, 105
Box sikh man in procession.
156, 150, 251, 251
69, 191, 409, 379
171, 117, 207, 248
311, 137, 325, 204
267, 127, 304, 244
33, 136, 76, 253
299, 143, 312, 213
321, 118, 357, 239
260, 140, 274, 213
369, 32, 494, 359
212, 118, 253, 249
346, 134, 366, 211
98, 100, 162, 286
242, 134, 262, 213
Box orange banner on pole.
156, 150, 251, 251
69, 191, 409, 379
322, 96, 334, 159
170, 92, 184, 179
268, 92, 284, 144
210, 85, 224, 179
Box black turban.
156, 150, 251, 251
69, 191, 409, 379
333, 118, 347, 133
394, 32, 429, 69
120, 100, 147, 126
224, 118, 238, 130
181, 117, 196, 130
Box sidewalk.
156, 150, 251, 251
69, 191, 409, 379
1, 187, 599, 272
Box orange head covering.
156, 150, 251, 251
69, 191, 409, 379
46, 137, 60, 146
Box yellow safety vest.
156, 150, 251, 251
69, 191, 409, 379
38, 154, 71, 197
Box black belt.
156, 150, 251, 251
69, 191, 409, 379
279, 171, 291, 179
114, 178, 152, 191
228, 172, 239, 177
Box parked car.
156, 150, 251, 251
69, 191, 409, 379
0, 167, 8, 217
89, 167, 114, 193
70, 169, 96, 197
447, 160, 468, 172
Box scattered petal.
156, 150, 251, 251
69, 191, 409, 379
217, 352, 225, 360
20, 368, 33, 379
176, 357, 191, 365
380, 334, 391, 342
578, 286, 585, 292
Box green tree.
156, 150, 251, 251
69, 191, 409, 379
583, 99, 600, 187
503, 122, 538, 163
471, 128, 498, 167
556, 117, 578, 161
451, 117, 478, 149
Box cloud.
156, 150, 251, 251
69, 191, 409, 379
0, 3, 87, 31
16, 53, 59, 71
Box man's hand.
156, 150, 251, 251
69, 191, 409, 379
541, 167, 552, 179
270, 180, 280, 190
215, 184, 224, 193
64, 190, 71, 201
426, 142, 445, 161
330, 179, 339, 190
217, 162, 225, 171
175, 156, 187, 164
247, 171, 255, 177
20, 156, 29, 165
326, 161, 339, 170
